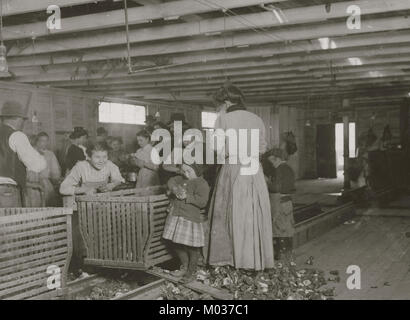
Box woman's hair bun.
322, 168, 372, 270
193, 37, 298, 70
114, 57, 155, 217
212, 82, 245, 106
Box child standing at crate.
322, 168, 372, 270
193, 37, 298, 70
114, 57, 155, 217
262, 148, 296, 263
59, 142, 124, 279
162, 163, 210, 283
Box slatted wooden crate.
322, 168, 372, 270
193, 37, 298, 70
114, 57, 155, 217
0, 207, 73, 300
75, 186, 173, 269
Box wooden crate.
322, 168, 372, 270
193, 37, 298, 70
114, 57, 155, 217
0, 207, 73, 300
75, 186, 173, 270
63, 186, 162, 211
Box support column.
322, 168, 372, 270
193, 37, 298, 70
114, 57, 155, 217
400, 98, 409, 148
343, 115, 351, 190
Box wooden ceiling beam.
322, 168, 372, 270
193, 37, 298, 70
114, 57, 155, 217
7, 5, 410, 57
20, 53, 410, 86
89, 87, 410, 105
72, 71, 410, 92
109, 87, 409, 104
2, 0, 279, 41
77, 78, 410, 97
10, 44, 410, 78
8, 27, 410, 69
21, 63, 409, 89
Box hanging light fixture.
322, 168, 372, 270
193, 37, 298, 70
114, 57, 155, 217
0, 0, 9, 76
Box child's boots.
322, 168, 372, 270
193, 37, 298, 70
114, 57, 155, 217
172, 245, 189, 278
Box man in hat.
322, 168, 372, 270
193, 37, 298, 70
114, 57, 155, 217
0, 101, 46, 207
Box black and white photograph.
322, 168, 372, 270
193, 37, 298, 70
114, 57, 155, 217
0, 0, 410, 306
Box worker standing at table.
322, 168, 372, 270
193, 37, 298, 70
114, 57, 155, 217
205, 84, 274, 271
0, 101, 46, 207
131, 130, 160, 188
34, 132, 62, 206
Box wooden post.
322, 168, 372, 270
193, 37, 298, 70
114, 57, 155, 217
343, 115, 351, 190
400, 98, 409, 148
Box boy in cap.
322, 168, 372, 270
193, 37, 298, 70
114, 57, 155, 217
263, 148, 296, 263
162, 162, 210, 283
0, 101, 46, 207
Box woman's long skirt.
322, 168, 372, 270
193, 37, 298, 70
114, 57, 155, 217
205, 164, 274, 271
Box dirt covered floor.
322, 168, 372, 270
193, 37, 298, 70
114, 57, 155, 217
295, 210, 410, 300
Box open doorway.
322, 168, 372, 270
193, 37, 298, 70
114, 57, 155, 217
335, 122, 356, 177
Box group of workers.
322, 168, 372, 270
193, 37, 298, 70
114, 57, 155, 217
0, 84, 296, 282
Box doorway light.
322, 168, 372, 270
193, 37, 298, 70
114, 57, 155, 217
318, 37, 337, 50
369, 71, 383, 78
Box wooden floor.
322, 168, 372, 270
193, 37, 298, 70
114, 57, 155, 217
295, 209, 410, 300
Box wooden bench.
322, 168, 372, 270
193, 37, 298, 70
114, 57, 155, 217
293, 202, 322, 224
339, 186, 369, 206
293, 202, 356, 248
0, 207, 73, 300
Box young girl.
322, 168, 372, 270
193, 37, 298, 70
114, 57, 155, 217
162, 163, 210, 283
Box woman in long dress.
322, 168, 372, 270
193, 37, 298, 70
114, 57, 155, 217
131, 129, 160, 188
205, 84, 274, 271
